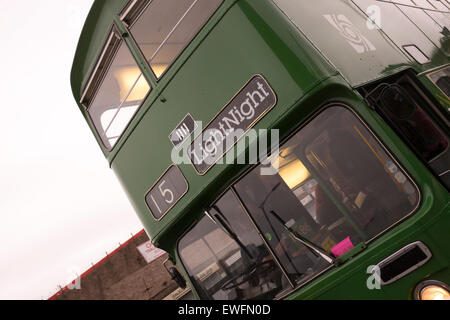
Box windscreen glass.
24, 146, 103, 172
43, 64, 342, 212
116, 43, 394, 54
179, 106, 419, 298
233, 106, 419, 284
178, 191, 290, 300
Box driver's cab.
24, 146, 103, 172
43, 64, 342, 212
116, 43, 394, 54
177, 105, 421, 300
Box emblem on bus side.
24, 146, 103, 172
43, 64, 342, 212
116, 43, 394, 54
188, 75, 277, 175
169, 113, 197, 149
323, 14, 376, 54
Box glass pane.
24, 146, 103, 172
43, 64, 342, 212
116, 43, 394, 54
378, 83, 448, 160
129, 0, 223, 78
179, 191, 290, 300
403, 45, 430, 64
234, 106, 419, 283
234, 166, 331, 284
88, 41, 151, 149
429, 67, 450, 98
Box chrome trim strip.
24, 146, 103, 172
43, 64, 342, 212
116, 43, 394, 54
80, 30, 117, 105
120, 0, 139, 21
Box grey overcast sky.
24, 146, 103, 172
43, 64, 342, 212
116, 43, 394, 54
0, 1, 144, 299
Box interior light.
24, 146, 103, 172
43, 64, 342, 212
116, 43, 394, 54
151, 63, 169, 78
114, 67, 150, 102
277, 159, 311, 189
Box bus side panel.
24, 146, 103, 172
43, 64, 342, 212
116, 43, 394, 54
111, 0, 337, 241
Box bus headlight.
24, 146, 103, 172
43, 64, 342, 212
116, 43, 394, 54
415, 280, 450, 300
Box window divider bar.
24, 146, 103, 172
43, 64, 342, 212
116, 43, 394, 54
148, 0, 201, 63
101, 73, 144, 139
229, 187, 296, 289
114, 16, 158, 87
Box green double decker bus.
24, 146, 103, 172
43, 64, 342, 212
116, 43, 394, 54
71, 0, 450, 300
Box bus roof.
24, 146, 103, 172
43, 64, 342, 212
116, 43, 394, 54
71, 0, 450, 116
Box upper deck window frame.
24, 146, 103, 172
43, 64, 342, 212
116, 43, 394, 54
80, 25, 152, 151
80, 27, 122, 109
119, 0, 224, 80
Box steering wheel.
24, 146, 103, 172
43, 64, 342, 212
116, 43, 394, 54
220, 260, 278, 291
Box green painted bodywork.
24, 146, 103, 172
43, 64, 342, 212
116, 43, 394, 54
71, 0, 450, 299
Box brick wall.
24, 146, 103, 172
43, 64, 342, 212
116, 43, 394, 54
53, 232, 179, 300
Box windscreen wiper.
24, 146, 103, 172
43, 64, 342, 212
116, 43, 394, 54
260, 183, 334, 265
268, 209, 335, 265
208, 207, 255, 261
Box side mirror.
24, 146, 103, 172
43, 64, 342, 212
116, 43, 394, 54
380, 84, 418, 120
168, 267, 187, 289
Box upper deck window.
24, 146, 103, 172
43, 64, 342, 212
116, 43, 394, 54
81, 30, 151, 150
122, 0, 223, 78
